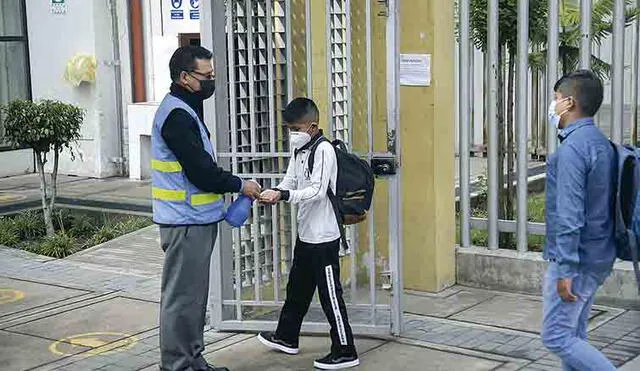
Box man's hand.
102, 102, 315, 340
242, 180, 262, 200
259, 189, 281, 205
557, 278, 578, 302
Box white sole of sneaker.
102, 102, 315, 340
313, 359, 360, 370
257, 333, 299, 355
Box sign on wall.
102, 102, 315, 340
163, 0, 199, 35
399, 54, 431, 87
51, 0, 67, 15
190, 0, 200, 20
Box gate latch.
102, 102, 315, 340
380, 270, 392, 290
371, 153, 397, 176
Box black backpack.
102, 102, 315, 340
304, 137, 375, 251
611, 142, 640, 293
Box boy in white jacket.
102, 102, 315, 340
257, 98, 359, 370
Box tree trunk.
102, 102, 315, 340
497, 45, 506, 227
531, 47, 540, 157
483, 51, 489, 152
35, 151, 54, 237
49, 148, 59, 213
504, 49, 516, 248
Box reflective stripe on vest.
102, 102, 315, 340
152, 187, 222, 205
151, 159, 182, 172
152, 187, 186, 202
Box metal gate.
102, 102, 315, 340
204, 0, 403, 337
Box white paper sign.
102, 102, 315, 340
400, 54, 431, 86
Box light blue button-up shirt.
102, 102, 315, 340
544, 117, 617, 278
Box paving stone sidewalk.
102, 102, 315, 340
1, 226, 639, 370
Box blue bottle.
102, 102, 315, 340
224, 194, 253, 227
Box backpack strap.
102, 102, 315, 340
628, 229, 640, 295
303, 137, 350, 252
327, 187, 350, 252
304, 136, 329, 175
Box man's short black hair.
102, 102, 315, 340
169, 45, 213, 82
553, 70, 604, 117
283, 97, 320, 124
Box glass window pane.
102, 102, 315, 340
0, 41, 29, 146
0, 0, 24, 37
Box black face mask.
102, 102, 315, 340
195, 78, 215, 100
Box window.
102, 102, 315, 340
0, 0, 31, 149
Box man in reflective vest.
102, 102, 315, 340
153, 45, 261, 371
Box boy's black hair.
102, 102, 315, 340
553, 70, 604, 117
283, 97, 320, 125
169, 45, 213, 82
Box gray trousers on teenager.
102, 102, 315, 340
159, 224, 218, 371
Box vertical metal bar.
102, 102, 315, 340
267, 1, 276, 149
346, 0, 354, 148
580, 0, 592, 69
285, 0, 294, 101
224, 0, 243, 321
633, 1, 640, 146
327, 0, 334, 137
459, 0, 471, 248
487, 0, 499, 249
547, 0, 559, 154
342, 0, 357, 305
305, 0, 313, 97
211, 0, 235, 326
272, 201, 281, 301
245, 0, 262, 301
612, 0, 625, 144
387, 0, 403, 336
365, 0, 377, 326
516, 0, 529, 252
266, 0, 280, 302
247, 1, 258, 155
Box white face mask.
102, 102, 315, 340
289, 131, 312, 149
548, 97, 571, 130
548, 100, 561, 129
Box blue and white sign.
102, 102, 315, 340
164, 0, 199, 35
189, 0, 200, 20
170, 0, 184, 20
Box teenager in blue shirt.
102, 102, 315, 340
542, 70, 617, 371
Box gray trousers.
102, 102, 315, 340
159, 224, 218, 371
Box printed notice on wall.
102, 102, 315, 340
51, 0, 67, 14
399, 54, 431, 86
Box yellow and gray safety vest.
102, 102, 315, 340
151, 94, 224, 225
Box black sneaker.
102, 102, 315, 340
257, 331, 299, 355
313, 352, 360, 369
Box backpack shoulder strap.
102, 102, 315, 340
306, 136, 329, 175
307, 137, 349, 251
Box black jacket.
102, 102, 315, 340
160, 84, 242, 194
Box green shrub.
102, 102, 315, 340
67, 214, 97, 238
30, 233, 76, 258
117, 217, 152, 234
86, 224, 120, 247
0, 227, 20, 247
11, 210, 46, 240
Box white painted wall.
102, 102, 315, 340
126, 0, 202, 180
0, 149, 33, 178
143, 0, 201, 102
24, 0, 132, 178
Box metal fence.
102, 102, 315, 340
457, 0, 640, 251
